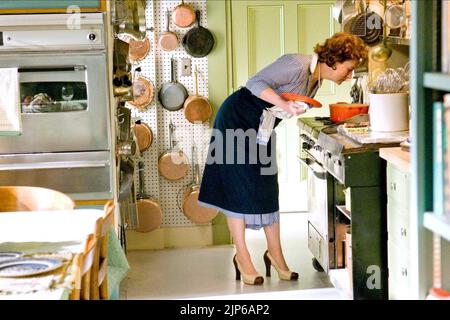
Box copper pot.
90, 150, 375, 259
158, 122, 189, 181
329, 102, 369, 123
128, 76, 155, 110
172, 0, 196, 28
132, 120, 153, 153
178, 148, 218, 224
184, 66, 212, 124
128, 36, 150, 62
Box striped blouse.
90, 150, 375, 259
246, 53, 321, 99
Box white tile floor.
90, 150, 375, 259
121, 212, 346, 300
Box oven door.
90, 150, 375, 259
0, 151, 113, 200
0, 52, 110, 153
299, 152, 333, 272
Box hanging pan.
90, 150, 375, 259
135, 161, 162, 233
128, 36, 150, 63
158, 121, 189, 181
158, 58, 188, 111
132, 120, 153, 154
182, 10, 215, 58
172, 0, 196, 28
178, 145, 218, 224
128, 70, 155, 110
183, 66, 212, 124
159, 9, 178, 52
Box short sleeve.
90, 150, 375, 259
245, 54, 303, 97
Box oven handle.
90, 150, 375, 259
0, 160, 109, 171
18, 66, 87, 73
297, 155, 326, 180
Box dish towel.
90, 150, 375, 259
257, 102, 308, 145
0, 68, 21, 136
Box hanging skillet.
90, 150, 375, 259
136, 161, 162, 233
182, 10, 215, 58
158, 58, 188, 111
183, 65, 212, 124
158, 121, 189, 181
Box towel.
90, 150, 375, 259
0, 68, 21, 135
257, 102, 308, 145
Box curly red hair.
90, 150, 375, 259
314, 32, 368, 68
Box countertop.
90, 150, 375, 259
379, 147, 411, 171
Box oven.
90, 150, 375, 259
0, 13, 113, 201
299, 148, 337, 272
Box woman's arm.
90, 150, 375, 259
259, 87, 306, 116
246, 54, 305, 115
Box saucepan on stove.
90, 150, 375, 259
329, 102, 369, 123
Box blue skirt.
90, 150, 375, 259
198, 87, 282, 229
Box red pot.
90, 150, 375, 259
329, 102, 369, 123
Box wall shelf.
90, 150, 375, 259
423, 72, 450, 91
424, 212, 450, 242
388, 37, 410, 46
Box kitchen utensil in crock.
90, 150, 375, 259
280, 92, 322, 108
128, 36, 150, 62
329, 102, 369, 123
159, 9, 178, 52
183, 66, 213, 123
136, 161, 162, 233
158, 121, 189, 181
172, 0, 196, 28
132, 120, 153, 153
179, 145, 218, 224
182, 10, 215, 58
158, 58, 188, 111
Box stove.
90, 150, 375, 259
298, 116, 401, 300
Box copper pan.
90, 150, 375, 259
136, 161, 162, 233
172, 0, 195, 28
178, 146, 218, 223
158, 122, 189, 181
128, 74, 155, 110
128, 36, 150, 62
132, 120, 153, 153
184, 66, 212, 124
159, 10, 178, 52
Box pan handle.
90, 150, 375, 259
137, 160, 146, 198
165, 9, 170, 32
169, 121, 174, 150
195, 10, 201, 28
194, 65, 199, 96
170, 58, 175, 83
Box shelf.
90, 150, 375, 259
336, 205, 351, 220
423, 73, 450, 91
387, 37, 410, 46
328, 269, 353, 299
423, 212, 450, 242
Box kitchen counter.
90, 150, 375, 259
379, 147, 411, 172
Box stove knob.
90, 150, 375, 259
314, 145, 322, 152
309, 139, 315, 147
326, 151, 332, 159
88, 32, 98, 41
302, 142, 311, 150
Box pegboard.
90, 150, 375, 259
129, 0, 212, 228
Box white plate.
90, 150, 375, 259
0, 258, 63, 278
0, 251, 24, 263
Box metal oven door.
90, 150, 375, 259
299, 152, 334, 272
0, 52, 110, 153
0, 151, 113, 200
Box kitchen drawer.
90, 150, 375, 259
388, 241, 411, 299
387, 164, 410, 211
387, 202, 410, 257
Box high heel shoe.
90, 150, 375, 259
233, 255, 264, 285
263, 250, 299, 281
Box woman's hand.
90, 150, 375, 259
280, 100, 307, 116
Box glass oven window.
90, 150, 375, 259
20, 82, 88, 113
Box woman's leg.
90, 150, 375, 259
263, 221, 289, 271
227, 216, 258, 275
